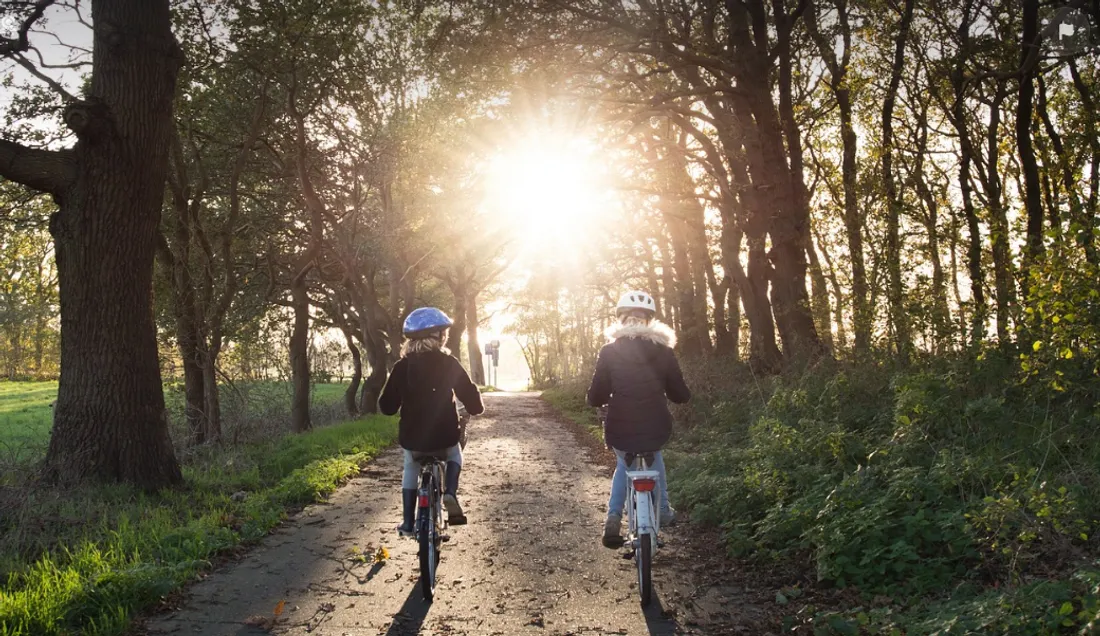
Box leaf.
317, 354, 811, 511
775, 591, 789, 605
1033, 340, 1043, 351
274, 599, 285, 617
374, 545, 390, 562
1060, 601, 1074, 615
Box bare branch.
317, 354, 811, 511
12, 52, 76, 101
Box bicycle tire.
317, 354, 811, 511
637, 532, 652, 606
419, 475, 439, 602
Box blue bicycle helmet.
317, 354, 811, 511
403, 307, 453, 338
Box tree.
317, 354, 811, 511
0, 0, 182, 488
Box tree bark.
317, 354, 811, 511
289, 279, 312, 432
34, 0, 183, 488
948, 4, 986, 346
1068, 59, 1099, 263
448, 275, 468, 364
882, 0, 916, 360
807, 0, 869, 357
806, 236, 833, 354
982, 81, 1016, 343
1018, 0, 1045, 281
467, 291, 485, 385
342, 326, 361, 417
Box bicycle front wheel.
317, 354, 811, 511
637, 532, 652, 606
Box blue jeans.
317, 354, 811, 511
607, 448, 671, 519
402, 445, 462, 489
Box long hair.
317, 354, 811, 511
401, 331, 449, 357
618, 309, 653, 329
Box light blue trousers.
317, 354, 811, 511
607, 448, 671, 519
402, 445, 462, 489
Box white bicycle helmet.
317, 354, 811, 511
616, 290, 656, 317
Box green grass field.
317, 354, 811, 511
0, 381, 351, 462
0, 382, 57, 458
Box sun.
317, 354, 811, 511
484, 135, 613, 249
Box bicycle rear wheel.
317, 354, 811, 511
637, 532, 652, 606
418, 478, 439, 601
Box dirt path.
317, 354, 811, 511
141, 393, 770, 636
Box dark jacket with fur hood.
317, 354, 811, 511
379, 350, 484, 452
586, 321, 691, 452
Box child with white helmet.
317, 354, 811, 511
379, 307, 484, 536
586, 290, 691, 548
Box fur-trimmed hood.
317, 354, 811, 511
605, 320, 677, 348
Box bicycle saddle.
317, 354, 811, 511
624, 451, 657, 465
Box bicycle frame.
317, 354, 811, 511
625, 455, 661, 554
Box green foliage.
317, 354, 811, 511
1021, 255, 1100, 397
0, 415, 397, 635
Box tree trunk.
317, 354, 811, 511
39, 0, 183, 488
643, 243, 665, 322
467, 292, 485, 385
806, 236, 833, 354
360, 327, 388, 415
663, 200, 703, 356
948, 12, 986, 346
289, 279, 312, 433
657, 231, 677, 330
1017, 0, 1045, 281
983, 82, 1016, 343
449, 276, 468, 364
201, 351, 221, 442
179, 318, 206, 444
1068, 59, 1099, 263
718, 213, 745, 358
342, 327, 361, 417
882, 0, 916, 360
807, 0, 868, 357
912, 117, 952, 353
1037, 73, 1086, 254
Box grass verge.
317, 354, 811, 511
540, 386, 602, 441
0, 414, 397, 636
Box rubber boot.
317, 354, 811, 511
396, 489, 416, 537
443, 461, 467, 525
602, 513, 624, 549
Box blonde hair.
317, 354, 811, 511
401, 332, 448, 357
619, 313, 652, 329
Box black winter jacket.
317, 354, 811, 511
586, 322, 691, 453
378, 350, 485, 452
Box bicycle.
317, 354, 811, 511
597, 407, 662, 606
623, 451, 662, 606
413, 454, 449, 602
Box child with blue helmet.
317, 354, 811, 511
379, 307, 485, 536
